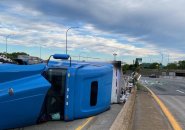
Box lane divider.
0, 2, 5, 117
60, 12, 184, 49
144, 86, 182, 130
75, 116, 94, 130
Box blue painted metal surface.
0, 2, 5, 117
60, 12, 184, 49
0, 64, 50, 129
47, 60, 113, 120
0, 64, 46, 83
64, 64, 113, 120
0, 54, 113, 129
53, 54, 70, 59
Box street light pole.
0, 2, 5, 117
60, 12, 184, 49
40, 45, 41, 59
39, 44, 46, 59
66, 27, 78, 54
5, 35, 11, 57
159, 52, 163, 69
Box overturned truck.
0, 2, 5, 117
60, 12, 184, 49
0, 54, 113, 129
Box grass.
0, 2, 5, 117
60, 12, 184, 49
136, 82, 148, 91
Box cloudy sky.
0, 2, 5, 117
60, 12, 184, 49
0, 0, 185, 64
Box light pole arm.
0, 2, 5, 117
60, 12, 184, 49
65, 27, 78, 54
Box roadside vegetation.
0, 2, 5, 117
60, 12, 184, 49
136, 83, 148, 92
0, 52, 29, 59
122, 61, 185, 74
166, 61, 185, 69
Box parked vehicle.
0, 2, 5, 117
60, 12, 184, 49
149, 74, 157, 78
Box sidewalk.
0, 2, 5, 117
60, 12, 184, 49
131, 89, 172, 130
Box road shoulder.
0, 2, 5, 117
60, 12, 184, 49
132, 88, 172, 130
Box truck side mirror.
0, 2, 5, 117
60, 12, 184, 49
47, 54, 71, 66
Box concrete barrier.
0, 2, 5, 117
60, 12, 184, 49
110, 87, 137, 130
160, 76, 185, 80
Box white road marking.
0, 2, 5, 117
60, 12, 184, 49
176, 90, 185, 94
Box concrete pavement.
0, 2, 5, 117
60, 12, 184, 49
132, 88, 172, 130
141, 77, 185, 129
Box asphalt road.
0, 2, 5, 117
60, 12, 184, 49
141, 77, 185, 129
14, 104, 123, 130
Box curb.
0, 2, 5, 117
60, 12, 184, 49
110, 87, 137, 130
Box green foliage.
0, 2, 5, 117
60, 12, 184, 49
149, 62, 161, 69
122, 64, 132, 71
128, 64, 134, 70
166, 63, 178, 69
165, 61, 185, 70
178, 61, 185, 69
134, 60, 139, 68
122, 60, 185, 74
136, 83, 148, 91
122, 64, 129, 74
141, 63, 150, 69
122, 62, 141, 74
0, 52, 29, 60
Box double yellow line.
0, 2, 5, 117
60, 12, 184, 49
145, 86, 182, 130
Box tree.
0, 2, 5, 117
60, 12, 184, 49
134, 60, 139, 68
0, 52, 30, 63
141, 63, 151, 69
134, 60, 141, 73
178, 60, 185, 69
166, 63, 178, 69
149, 62, 161, 69
7, 52, 29, 60
122, 64, 129, 74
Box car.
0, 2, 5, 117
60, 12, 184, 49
149, 74, 157, 78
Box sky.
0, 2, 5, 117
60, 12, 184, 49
0, 0, 185, 64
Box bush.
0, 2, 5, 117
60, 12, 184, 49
136, 83, 148, 91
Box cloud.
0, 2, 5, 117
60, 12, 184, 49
13, 0, 185, 49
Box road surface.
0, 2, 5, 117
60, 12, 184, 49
141, 77, 185, 129
13, 104, 123, 130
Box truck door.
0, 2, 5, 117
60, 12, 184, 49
44, 68, 67, 120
